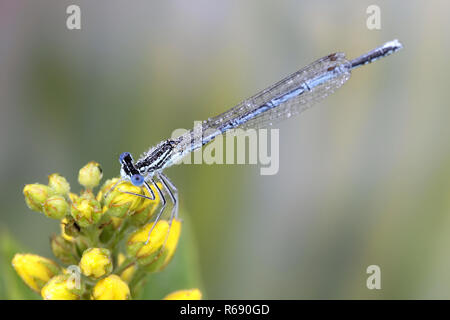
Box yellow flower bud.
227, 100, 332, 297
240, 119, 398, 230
111, 217, 123, 229
12, 253, 61, 293
92, 275, 130, 300
70, 197, 102, 227
68, 192, 79, 203
78, 161, 103, 190
41, 275, 81, 300
163, 288, 202, 300
51, 235, 77, 265
127, 220, 170, 265
97, 178, 117, 201
145, 219, 182, 273
43, 195, 69, 219
79, 248, 112, 279
96, 178, 118, 204
23, 184, 54, 212
129, 183, 162, 226
117, 253, 136, 283
135, 182, 162, 211
98, 216, 124, 243
48, 173, 70, 195
61, 216, 80, 241
103, 181, 144, 218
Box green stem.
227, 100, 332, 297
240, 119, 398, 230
114, 257, 136, 275
129, 269, 149, 298
82, 225, 99, 247
108, 219, 130, 251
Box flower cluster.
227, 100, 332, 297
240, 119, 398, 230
14, 162, 200, 300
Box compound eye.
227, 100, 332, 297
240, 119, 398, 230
119, 152, 131, 163
131, 174, 144, 187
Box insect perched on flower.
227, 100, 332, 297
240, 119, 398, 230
14, 162, 200, 300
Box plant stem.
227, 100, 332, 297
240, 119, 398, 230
114, 257, 136, 275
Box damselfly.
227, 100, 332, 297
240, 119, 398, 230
114, 40, 403, 243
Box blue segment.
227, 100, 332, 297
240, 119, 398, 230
131, 174, 145, 187
270, 86, 305, 106
219, 85, 307, 133
119, 152, 130, 163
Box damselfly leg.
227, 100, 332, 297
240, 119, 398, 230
159, 173, 179, 220
140, 174, 180, 269
144, 177, 167, 244
146, 173, 179, 266
117, 186, 156, 201
144, 173, 179, 245
105, 178, 157, 201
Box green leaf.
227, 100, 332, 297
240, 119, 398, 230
137, 213, 204, 300
0, 228, 40, 300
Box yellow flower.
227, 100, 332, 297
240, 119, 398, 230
96, 178, 118, 202
136, 182, 162, 211
92, 275, 130, 300
60, 217, 79, 241
23, 184, 54, 212
103, 181, 145, 218
50, 235, 77, 265
129, 183, 162, 225
70, 197, 102, 227
68, 192, 79, 203
12, 254, 60, 293
61, 217, 73, 241
117, 253, 136, 283
79, 248, 112, 279
41, 275, 81, 300
146, 219, 182, 273
43, 195, 69, 219
126, 220, 170, 265
163, 288, 202, 300
48, 173, 70, 195
111, 217, 123, 229
78, 161, 103, 190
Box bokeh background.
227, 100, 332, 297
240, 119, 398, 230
1, 0, 450, 299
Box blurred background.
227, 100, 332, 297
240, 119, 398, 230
1, 0, 450, 299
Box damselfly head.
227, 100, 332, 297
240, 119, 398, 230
119, 152, 131, 163
118, 152, 144, 186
